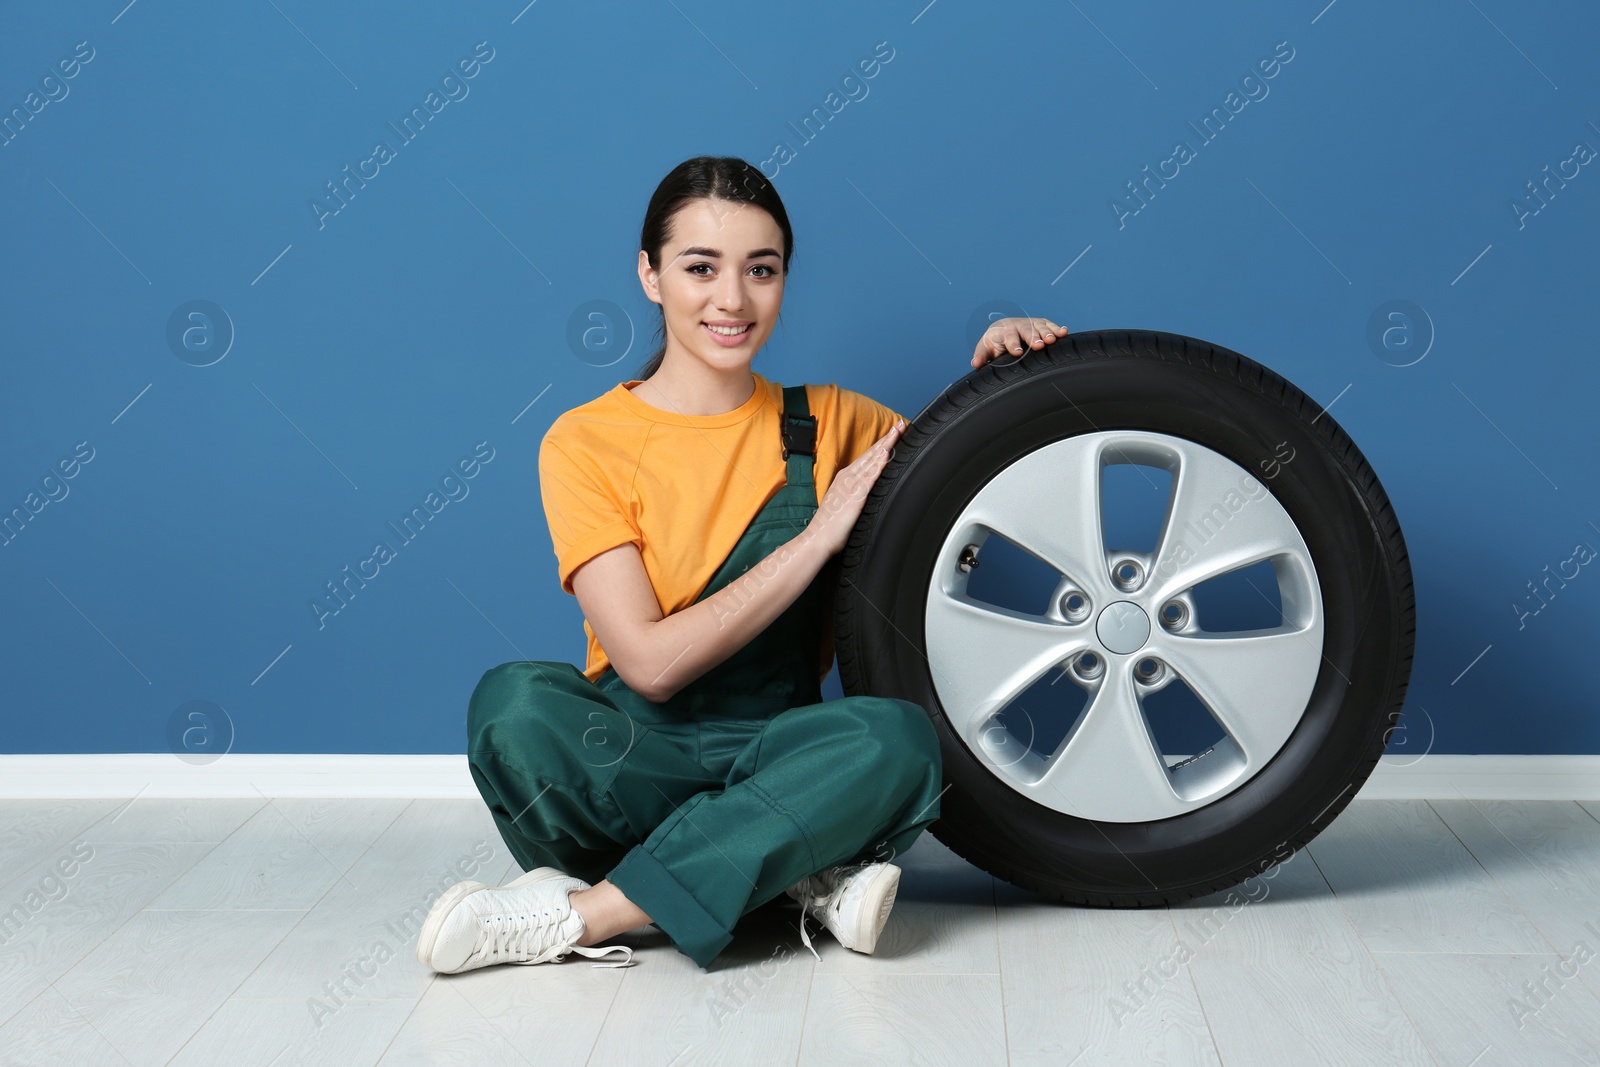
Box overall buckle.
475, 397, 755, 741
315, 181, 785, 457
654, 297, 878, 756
781, 413, 817, 460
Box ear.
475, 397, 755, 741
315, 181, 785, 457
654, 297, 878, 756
637, 249, 661, 306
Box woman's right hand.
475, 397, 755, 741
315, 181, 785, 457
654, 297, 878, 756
806, 418, 906, 557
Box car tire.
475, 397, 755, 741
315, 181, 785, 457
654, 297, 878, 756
834, 329, 1416, 904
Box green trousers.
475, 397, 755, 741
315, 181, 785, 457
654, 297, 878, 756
467, 385, 944, 969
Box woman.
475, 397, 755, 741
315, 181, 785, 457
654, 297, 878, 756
416, 156, 1066, 973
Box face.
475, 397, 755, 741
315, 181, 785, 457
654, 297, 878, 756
637, 197, 785, 375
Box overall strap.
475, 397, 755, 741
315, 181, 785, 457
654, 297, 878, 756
779, 383, 816, 487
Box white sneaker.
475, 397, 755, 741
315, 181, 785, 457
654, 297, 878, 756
784, 861, 902, 959
415, 867, 636, 972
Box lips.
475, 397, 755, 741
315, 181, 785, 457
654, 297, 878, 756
702, 322, 753, 345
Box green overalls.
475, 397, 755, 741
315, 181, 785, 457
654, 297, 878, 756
466, 384, 945, 969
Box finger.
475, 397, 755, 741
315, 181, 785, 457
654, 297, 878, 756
985, 329, 1011, 363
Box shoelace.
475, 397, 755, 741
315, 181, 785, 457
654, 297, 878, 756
793, 877, 826, 961
474, 907, 636, 969
793, 863, 874, 961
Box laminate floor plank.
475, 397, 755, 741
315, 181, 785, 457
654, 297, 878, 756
1372, 950, 1600, 1066
0, 980, 163, 1067
79, 797, 264, 845
378, 970, 622, 1067
994, 878, 1220, 1067
0, 799, 124, 895
1431, 798, 1600, 953
0, 840, 213, 1030
169, 995, 429, 1067
1177, 846, 1434, 1066
142, 800, 407, 912
798, 973, 1008, 1067
232, 801, 520, 1001
1305, 799, 1548, 953
3, 907, 305, 1066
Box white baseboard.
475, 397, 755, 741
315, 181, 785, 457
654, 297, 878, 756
1362, 755, 1600, 800
0, 755, 476, 799
0, 754, 1597, 800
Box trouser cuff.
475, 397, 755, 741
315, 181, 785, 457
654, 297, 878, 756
606, 843, 732, 969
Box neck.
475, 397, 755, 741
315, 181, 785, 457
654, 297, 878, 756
635, 356, 757, 417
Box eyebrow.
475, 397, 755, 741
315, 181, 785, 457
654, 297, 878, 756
678, 245, 782, 260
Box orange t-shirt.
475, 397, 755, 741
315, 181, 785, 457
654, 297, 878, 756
538, 371, 909, 683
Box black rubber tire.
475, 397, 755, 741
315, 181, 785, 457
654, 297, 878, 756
834, 329, 1416, 905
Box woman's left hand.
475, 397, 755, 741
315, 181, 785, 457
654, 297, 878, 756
971, 316, 1068, 369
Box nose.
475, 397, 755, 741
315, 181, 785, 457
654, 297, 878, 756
715, 270, 745, 314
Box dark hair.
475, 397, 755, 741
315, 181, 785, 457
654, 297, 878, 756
635, 156, 794, 381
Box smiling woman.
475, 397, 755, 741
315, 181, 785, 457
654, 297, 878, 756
418, 155, 949, 977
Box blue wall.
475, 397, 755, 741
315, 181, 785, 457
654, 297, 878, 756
2, 1, 1595, 756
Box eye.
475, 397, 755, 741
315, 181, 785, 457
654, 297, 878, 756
751, 264, 776, 277
687, 262, 713, 276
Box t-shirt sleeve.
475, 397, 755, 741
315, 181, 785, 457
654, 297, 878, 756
832, 387, 908, 467
538, 432, 642, 596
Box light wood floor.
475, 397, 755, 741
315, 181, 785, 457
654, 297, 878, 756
2, 797, 1599, 1065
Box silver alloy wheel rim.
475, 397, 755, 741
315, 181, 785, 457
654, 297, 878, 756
924, 431, 1325, 823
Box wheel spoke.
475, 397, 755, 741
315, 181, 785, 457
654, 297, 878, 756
963, 435, 1111, 598
1147, 441, 1307, 603
1034, 661, 1180, 822
924, 590, 1092, 742
1155, 626, 1323, 764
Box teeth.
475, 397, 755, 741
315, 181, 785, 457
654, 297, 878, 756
706, 324, 750, 336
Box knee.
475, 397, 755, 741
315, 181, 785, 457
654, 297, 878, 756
870, 697, 941, 763
467, 660, 584, 753
829, 696, 941, 778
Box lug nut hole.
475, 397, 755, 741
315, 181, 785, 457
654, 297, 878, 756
1112, 558, 1145, 592
1060, 591, 1091, 622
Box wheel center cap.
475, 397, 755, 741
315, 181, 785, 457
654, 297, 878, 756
1096, 601, 1151, 655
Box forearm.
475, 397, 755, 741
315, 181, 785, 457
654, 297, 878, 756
640, 522, 834, 702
